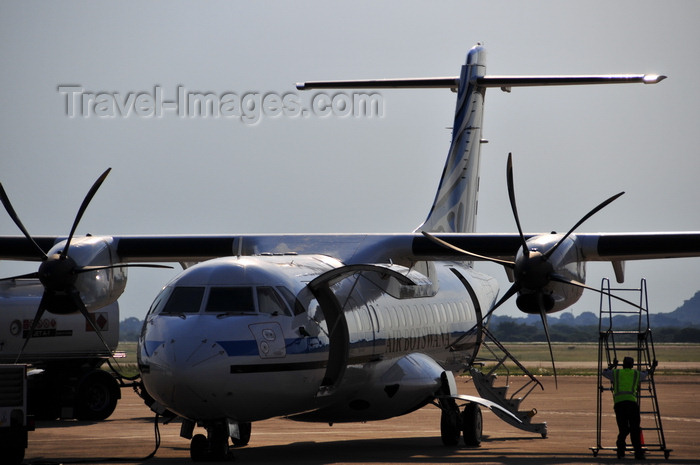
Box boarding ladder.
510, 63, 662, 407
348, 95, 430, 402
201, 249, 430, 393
590, 278, 671, 459
468, 325, 548, 437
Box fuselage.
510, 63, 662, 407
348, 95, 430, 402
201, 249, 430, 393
138, 254, 498, 423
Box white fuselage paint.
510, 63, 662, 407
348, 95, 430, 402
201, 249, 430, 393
139, 254, 498, 424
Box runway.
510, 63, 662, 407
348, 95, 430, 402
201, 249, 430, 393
25, 376, 700, 465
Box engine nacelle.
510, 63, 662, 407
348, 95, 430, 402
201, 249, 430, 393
514, 234, 585, 315
45, 236, 127, 313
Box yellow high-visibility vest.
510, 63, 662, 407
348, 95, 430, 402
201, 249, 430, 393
613, 368, 640, 403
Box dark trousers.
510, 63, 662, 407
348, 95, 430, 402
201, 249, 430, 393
614, 400, 642, 455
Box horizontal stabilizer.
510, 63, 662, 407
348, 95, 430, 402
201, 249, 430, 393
296, 77, 459, 90
477, 74, 666, 90
297, 74, 665, 91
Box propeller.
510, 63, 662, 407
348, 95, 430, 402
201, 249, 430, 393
424, 153, 637, 388
0, 168, 172, 361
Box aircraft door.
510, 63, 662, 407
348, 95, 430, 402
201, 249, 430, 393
309, 284, 349, 390
448, 268, 484, 364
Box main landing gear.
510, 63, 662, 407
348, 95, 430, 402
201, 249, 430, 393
189, 421, 252, 462
440, 398, 482, 447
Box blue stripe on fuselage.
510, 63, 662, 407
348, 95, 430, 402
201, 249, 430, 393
215, 337, 326, 356
216, 340, 260, 356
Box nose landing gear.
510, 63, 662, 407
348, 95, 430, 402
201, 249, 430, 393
189, 421, 252, 461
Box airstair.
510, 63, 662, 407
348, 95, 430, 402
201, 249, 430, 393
590, 278, 671, 459
468, 325, 548, 437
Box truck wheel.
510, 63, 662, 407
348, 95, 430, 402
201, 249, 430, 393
75, 370, 120, 421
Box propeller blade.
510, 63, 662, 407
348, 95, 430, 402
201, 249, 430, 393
483, 282, 521, 323
75, 263, 174, 274
0, 272, 40, 282
15, 292, 51, 362
506, 153, 529, 258
550, 274, 646, 311
61, 168, 112, 260
538, 304, 558, 389
0, 183, 48, 261
71, 290, 114, 358
421, 231, 515, 268
544, 191, 624, 260
452, 282, 521, 349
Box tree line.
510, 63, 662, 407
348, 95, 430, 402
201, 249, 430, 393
488, 317, 700, 343
119, 316, 700, 343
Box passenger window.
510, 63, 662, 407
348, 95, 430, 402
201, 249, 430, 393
206, 287, 255, 313
161, 287, 205, 314
257, 287, 288, 315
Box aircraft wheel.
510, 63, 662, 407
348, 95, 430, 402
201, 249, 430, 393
208, 426, 230, 460
190, 434, 209, 462
231, 422, 251, 447
75, 370, 120, 421
462, 403, 482, 447
440, 400, 461, 446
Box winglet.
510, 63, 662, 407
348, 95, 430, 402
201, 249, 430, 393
643, 74, 667, 84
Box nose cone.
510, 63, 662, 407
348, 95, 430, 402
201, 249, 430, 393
139, 314, 330, 422
140, 317, 232, 419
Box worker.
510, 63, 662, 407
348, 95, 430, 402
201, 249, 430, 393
603, 356, 648, 460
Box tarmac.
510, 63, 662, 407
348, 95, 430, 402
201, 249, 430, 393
24, 375, 700, 465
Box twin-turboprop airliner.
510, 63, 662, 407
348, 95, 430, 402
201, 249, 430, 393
1, 45, 700, 461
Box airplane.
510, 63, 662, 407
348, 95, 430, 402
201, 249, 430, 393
1, 44, 699, 461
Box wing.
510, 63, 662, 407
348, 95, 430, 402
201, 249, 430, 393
410, 232, 700, 262
2, 232, 699, 264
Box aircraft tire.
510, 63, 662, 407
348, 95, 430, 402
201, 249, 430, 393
208, 426, 230, 461
75, 370, 120, 421
231, 422, 251, 447
462, 403, 482, 447
440, 400, 461, 446
190, 434, 208, 462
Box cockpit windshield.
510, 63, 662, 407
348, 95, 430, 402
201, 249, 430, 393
206, 287, 255, 313
161, 287, 205, 314
149, 284, 302, 316
256, 286, 287, 315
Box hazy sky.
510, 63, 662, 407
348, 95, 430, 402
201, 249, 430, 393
1, 1, 698, 321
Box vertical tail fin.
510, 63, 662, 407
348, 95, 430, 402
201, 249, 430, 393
296, 45, 663, 235
419, 45, 487, 234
